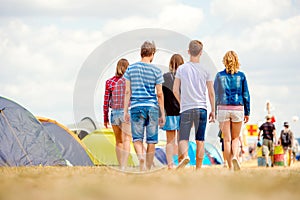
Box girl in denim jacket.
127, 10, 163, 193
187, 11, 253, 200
214, 51, 250, 171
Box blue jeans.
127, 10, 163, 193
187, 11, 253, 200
179, 108, 207, 141
130, 106, 159, 144
110, 109, 125, 126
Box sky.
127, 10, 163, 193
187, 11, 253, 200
1, 0, 300, 137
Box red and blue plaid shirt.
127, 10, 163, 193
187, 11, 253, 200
103, 76, 126, 123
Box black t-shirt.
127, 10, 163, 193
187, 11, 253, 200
259, 122, 276, 140
162, 72, 180, 116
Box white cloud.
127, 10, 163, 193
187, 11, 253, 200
0, 19, 104, 123
0, 0, 175, 18
203, 15, 300, 67
102, 4, 204, 35
211, 0, 293, 23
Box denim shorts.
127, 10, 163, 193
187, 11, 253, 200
130, 106, 159, 144
179, 108, 207, 141
161, 116, 180, 131
110, 109, 125, 126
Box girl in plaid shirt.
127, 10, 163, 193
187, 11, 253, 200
103, 58, 131, 170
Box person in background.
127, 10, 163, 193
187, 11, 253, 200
279, 122, 294, 167
173, 40, 215, 170
162, 54, 184, 169
103, 58, 131, 170
257, 115, 276, 167
123, 41, 165, 171
214, 50, 250, 171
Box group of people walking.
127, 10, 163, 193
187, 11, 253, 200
103, 40, 250, 171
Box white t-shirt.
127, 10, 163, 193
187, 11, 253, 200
175, 61, 213, 113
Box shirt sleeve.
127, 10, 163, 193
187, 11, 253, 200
156, 68, 164, 85
123, 67, 130, 81
103, 79, 111, 123
242, 73, 250, 116
214, 72, 220, 104
175, 67, 181, 79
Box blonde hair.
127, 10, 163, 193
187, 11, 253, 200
223, 51, 240, 74
169, 54, 184, 73
115, 58, 129, 77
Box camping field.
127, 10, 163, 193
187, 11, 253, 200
1, 160, 300, 200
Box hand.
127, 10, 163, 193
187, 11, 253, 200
209, 111, 215, 123
104, 122, 109, 128
241, 147, 245, 154
124, 112, 130, 124
244, 116, 249, 124
159, 115, 165, 128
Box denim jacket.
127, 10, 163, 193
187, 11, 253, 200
214, 69, 250, 116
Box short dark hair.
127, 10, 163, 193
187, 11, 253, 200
189, 40, 203, 56
140, 41, 156, 58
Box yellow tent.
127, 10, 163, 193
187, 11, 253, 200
82, 128, 139, 166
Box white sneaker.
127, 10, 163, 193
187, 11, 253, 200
232, 157, 241, 171
176, 157, 190, 169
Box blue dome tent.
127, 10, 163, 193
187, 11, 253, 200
0, 96, 66, 166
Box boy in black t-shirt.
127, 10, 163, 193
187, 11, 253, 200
258, 115, 277, 167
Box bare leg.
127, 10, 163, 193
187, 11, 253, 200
146, 143, 156, 170
178, 140, 189, 163
231, 122, 243, 159
133, 141, 145, 171
220, 121, 232, 169
222, 151, 227, 167
196, 140, 205, 170
166, 130, 176, 169
120, 122, 131, 169
112, 125, 123, 167
288, 149, 292, 166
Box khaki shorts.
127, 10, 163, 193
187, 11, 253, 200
262, 139, 274, 156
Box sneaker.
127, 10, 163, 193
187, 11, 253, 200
176, 157, 190, 169
232, 157, 241, 171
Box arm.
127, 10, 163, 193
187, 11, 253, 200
273, 129, 277, 145
278, 130, 282, 145
243, 74, 250, 123
123, 80, 131, 123
258, 130, 261, 141
291, 131, 295, 147
173, 78, 181, 104
206, 81, 215, 123
156, 84, 165, 127
103, 80, 110, 128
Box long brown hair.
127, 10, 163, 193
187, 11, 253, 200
115, 58, 129, 77
169, 54, 184, 74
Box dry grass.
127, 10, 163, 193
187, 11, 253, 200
1, 160, 300, 200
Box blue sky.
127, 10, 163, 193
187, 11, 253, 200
1, 0, 300, 137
